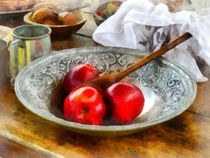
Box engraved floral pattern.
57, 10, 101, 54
30, 51, 186, 115
138, 61, 185, 114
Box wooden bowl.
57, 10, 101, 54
24, 10, 86, 39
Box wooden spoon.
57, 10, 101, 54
78, 33, 192, 92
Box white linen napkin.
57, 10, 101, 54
93, 0, 210, 82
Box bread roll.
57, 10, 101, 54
32, 8, 58, 24
58, 12, 77, 25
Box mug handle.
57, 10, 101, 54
9, 39, 27, 85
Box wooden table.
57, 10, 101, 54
1, 12, 210, 158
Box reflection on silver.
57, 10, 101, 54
137, 87, 162, 122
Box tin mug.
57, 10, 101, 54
9, 25, 52, 85
0, 39, 10, 87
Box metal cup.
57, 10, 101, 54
9, 25, 52, 86
0, 39, 10, 87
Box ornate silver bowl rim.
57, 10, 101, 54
14, 47, 197, 136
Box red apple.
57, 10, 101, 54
63, 63, 99, 93
64, 86, 106, 125
104, 82, 144, 123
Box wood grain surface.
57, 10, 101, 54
0, 135, 51, 158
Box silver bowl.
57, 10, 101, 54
15, 47, 197, 137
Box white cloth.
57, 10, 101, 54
93, 0, 210, 82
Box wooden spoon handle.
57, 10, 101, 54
118, 33, 192, 79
